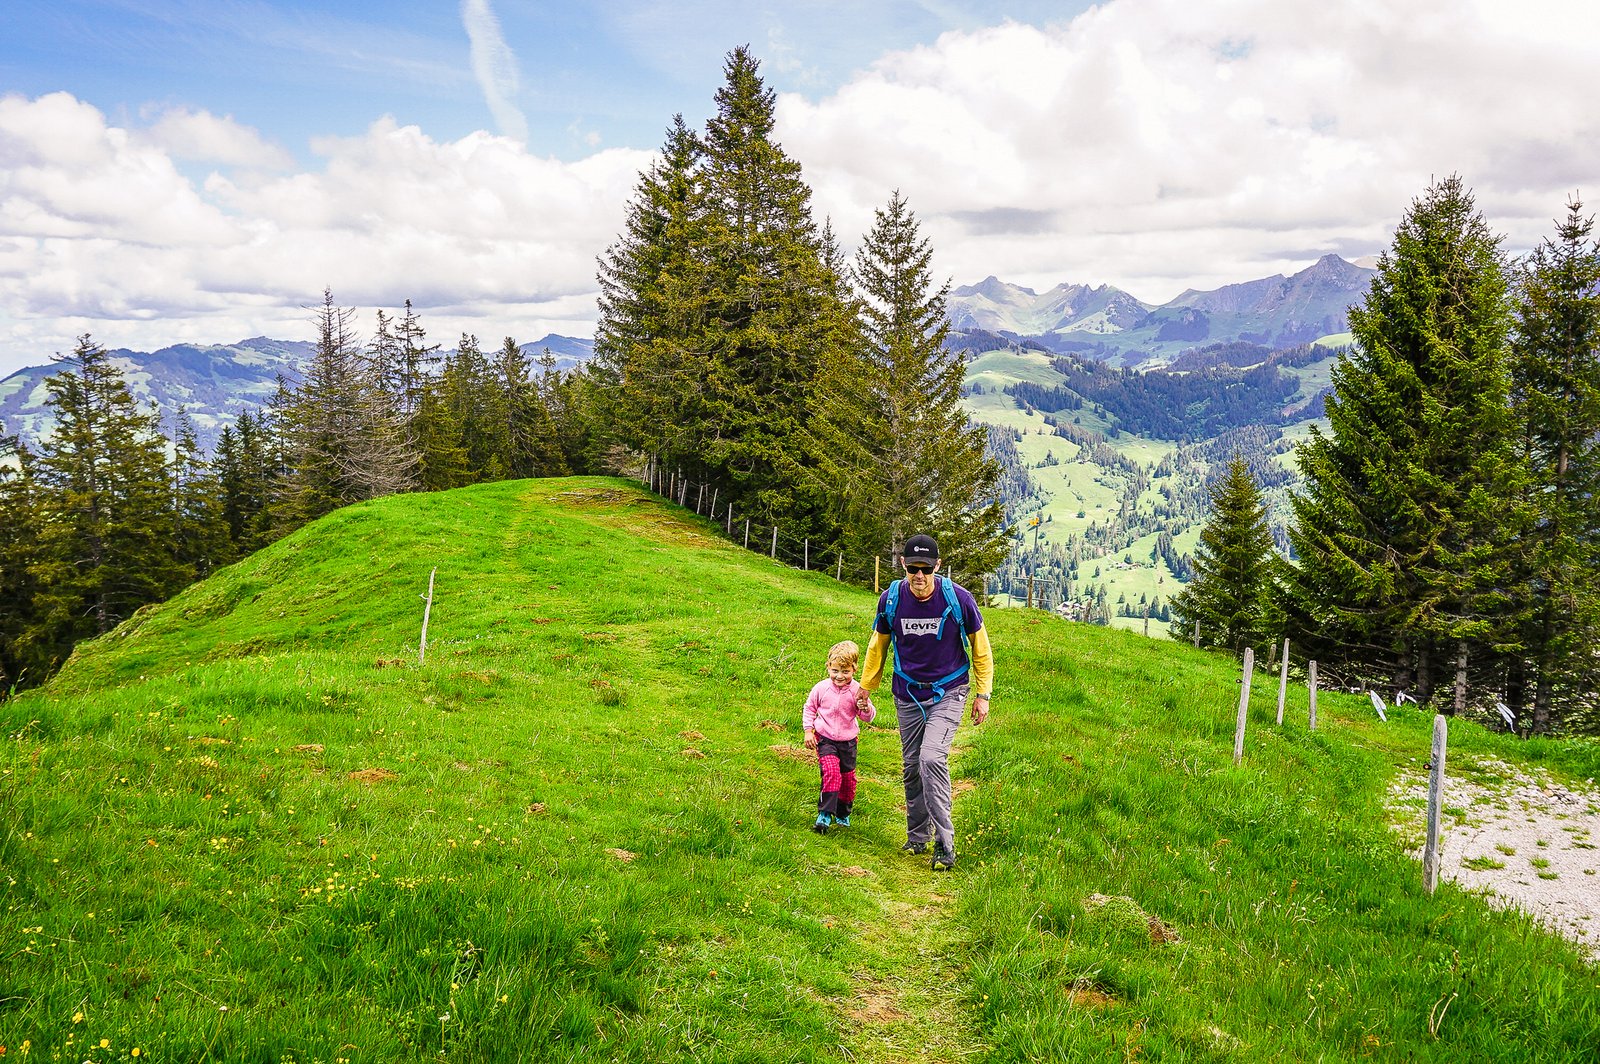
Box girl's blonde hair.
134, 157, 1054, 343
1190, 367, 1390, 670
827, 640, 860, 671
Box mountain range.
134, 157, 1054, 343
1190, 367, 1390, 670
1, 257, 1376, 450
0, 333, 595, 450
947, 254, 1374, 366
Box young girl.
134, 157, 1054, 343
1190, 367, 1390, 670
803, 640, 877, 834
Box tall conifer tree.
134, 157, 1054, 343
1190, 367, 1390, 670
695, 47, 850, 522
814, 190, 1003, 575
169, 407, 230, 580
594, 114, 707, 470
1287, 176, 1522, 705
1510, 196, 1600, 733
26, 336, 184, 671
0, 422, 40, 692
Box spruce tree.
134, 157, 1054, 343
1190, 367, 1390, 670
26, 336, 185, 671
695, 47, 851, 523
214, 409, 275, 555
1287, 176, 1522, 705
1509, 196, 1600, 734
492, 337, 569, 478
277, 290, 413, 526
815, 190, 1003, 575
596, 49, 854, 533
1169, 456, 1280, 653
169, 407, 231, 580
442, 333, 498, 479
594, 114, 707, 472
0, 423, 41, 692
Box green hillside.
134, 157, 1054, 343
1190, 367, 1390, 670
4, 478, 1597, 1062
965, 341, 1336, 626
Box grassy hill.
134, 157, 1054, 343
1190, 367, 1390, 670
3, 478, 1598, 1062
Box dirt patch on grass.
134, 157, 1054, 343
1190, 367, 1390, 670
546, 487, 634, 506
347, 768, 398, 784
1389, 759, 1600, 961
770, 744, 813, 762
680, 730, 706, 741
758, 719, 784, 732
1068, 987, 1118, 1009
606, 847, 638, 863
847, 980, 908, 1024
681, 748, 707, 759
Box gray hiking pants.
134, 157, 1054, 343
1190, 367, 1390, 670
896, 684, 967, 854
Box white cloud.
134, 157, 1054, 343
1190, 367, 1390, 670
780, 0, 1600, 301
0, 94, 649, 375
138, 107, 297, 171
461, 0, 529, 143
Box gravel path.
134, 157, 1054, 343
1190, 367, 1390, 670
1389, 759, 1600, 962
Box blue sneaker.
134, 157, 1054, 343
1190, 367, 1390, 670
835, 815, 851, 827
812, 813, 832, 835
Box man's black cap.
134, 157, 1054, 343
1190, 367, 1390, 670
903, 534, 940, 565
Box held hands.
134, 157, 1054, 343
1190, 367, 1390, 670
856, 691, 871, 713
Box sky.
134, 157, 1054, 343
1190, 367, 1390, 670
1, 0, 1597, 377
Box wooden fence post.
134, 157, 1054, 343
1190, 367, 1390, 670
1423, 714, 1449, 894
744, 519, 750, 549
418, 567, 437, 667
710, 487, 717, 520
1276, 638, 1290, 725
726, 507, 733, 534
1027, 573, 1034, 609
1233, 647, 1254, 765
1192, 620, 1200, 648
875, 556, 881, 594
1308, 660, 1319, 730
836, 554, 843, 581
770, 525, 778, 560
804, 538, 809, 570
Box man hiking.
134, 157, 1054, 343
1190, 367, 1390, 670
858, 533, 993, 871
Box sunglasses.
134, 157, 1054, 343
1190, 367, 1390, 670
904, 563, 935, 575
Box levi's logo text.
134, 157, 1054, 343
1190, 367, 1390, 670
901, 618, 942, 636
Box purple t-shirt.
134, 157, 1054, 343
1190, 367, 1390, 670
874, 579, 984, 700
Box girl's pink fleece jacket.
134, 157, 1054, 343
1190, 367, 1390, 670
803, 679, 877, 741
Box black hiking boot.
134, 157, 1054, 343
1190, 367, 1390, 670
931, 843, 957, 871
901, 840, 928, 855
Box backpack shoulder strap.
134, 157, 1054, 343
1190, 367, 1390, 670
884, 579, 903, 632
940, 576, 969, 647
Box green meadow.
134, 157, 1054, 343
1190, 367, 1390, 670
3, 477, 1598, 1062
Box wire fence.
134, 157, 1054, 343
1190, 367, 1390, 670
638, 459, 958, 593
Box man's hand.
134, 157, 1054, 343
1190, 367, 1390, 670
971, 695, 990, 725
856, 691, 871, 712
803, 728, 818, 751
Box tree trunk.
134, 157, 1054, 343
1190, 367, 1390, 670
1452, 640, 1468, 717
1532, 672, 1553, 737
1416, 642, 1434, 706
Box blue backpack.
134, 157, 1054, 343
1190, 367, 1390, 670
882, 575, 971, 718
